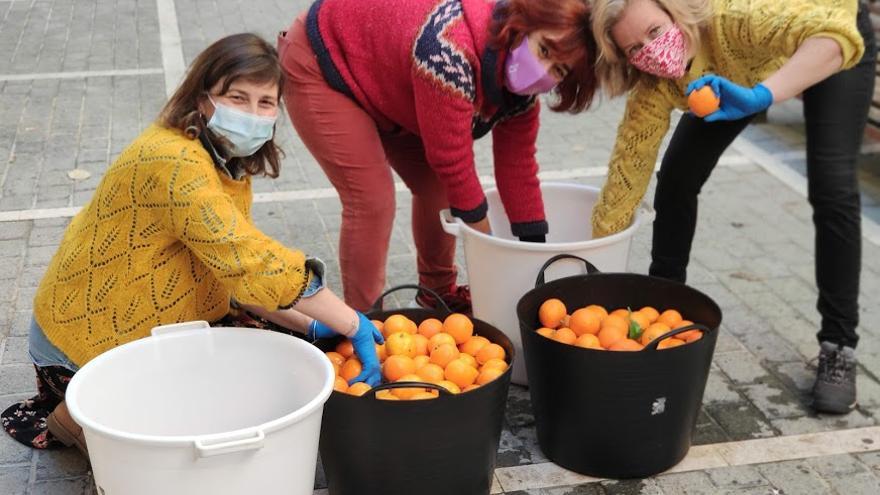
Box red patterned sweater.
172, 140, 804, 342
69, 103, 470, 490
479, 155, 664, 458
306, 0, 547, 237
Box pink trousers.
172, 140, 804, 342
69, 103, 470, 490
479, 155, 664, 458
278, 16, 457, 311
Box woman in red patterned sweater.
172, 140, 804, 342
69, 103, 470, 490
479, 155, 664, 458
278, 0, 598, 313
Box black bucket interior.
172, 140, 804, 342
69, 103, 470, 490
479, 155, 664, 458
318, 287, 515, 495
517, 260, 722, 479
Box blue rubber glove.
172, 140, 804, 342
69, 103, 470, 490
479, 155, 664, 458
686, 74, 773, 122
308, 313, 384, 386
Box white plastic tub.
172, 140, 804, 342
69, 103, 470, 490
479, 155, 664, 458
65, 321, 335, 495
441, 182, 652, 385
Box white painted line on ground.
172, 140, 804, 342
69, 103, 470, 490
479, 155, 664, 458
156, 0, 186, 97
732, 136, 880, 247
0, 156, 750, 223
493, 425, 880, 492
0, 68, 164, 82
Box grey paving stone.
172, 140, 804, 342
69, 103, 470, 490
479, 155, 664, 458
714, 328, 745, 354
10, 311, 32, 337
703, 369, 743, 405
713, 351, 772, 385
734, 329, 804, 364
0, 396, 33, 465
542, 483, 605, 495
654, 471, 716, 495
706, 465, 769, 489
807, 453, 870, 477
770, 409, 876, 436
755, 460, 832, 495
822, 471, 880, 495
0, 466, 29, 495
34, 448, 90, 481
31, 477, 94, 495
705, 402, 777, 440
0, 363, 36, 395
598, 478, 665, 495
1, 336, 29, 365
855, 450, 880, 475
740, 377, 811, 420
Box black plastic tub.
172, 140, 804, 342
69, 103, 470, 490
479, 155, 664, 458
318, 286, 514, 495
516, 255, 722, 479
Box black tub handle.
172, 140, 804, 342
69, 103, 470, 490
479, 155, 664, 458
370, 284, 453, 315
535, 254, 601, 287
364, 380, 453, 399
642, 323, 711, 351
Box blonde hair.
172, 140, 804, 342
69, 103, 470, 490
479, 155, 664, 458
592, 0, 713, 97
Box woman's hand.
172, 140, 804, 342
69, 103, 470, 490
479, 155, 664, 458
467, 217, 492, 235
686, 75, 773, 122
307, 313, 384, 386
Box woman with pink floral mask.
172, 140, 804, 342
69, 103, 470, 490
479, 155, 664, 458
590, 0, 874, 415
278, 0, 598, 314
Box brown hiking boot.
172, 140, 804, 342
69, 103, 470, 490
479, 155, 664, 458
47, 401, 88, 457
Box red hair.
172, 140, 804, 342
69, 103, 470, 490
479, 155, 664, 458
491, 0, 597, 113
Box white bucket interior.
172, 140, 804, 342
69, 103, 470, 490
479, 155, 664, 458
69, 327, 331, 439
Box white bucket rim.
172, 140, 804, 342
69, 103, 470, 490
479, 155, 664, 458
65, 325, 335, 447
441, 182, 653, 251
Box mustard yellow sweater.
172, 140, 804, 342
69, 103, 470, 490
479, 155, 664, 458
34, 125, 308, 365
591, 0, 865, 237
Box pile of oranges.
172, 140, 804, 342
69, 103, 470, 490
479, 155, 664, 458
536, 298, 702, 351
327, 313, 508, 400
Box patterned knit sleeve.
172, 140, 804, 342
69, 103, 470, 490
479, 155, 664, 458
591, 84, 674, 238
491, 100, 547, 238
409, 2, 486, 222
160, 155, 309, 310
720, 0, 864, 70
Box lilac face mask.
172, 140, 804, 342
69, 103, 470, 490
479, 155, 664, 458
504, 36, 558, 95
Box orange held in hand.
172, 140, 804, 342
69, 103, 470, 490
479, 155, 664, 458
688, 86, 720, 118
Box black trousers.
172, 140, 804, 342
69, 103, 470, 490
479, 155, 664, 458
649, 5, 876, 348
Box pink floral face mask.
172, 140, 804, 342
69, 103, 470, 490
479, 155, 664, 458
627, 25, 687, 79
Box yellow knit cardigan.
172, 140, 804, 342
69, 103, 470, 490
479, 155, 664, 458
34, 124, 308, 365
591, 0, 865, 237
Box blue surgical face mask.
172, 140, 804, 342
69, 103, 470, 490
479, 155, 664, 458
206, 95, 277, 157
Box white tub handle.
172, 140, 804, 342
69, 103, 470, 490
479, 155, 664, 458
150, 320, 210, 337
195, 429, 266, 457
639, 201, 656, 223
439, 209, 462, 237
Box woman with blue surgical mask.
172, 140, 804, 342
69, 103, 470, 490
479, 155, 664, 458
2, 33, 383, 456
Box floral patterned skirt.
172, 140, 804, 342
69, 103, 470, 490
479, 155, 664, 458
2, 311, 300, 449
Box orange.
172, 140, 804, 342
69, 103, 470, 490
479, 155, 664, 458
640, 322, 671, 346
609, 338, 644, 351
457, 353, 478, 369
383, 354, 416, 382
332, 362, 340, 376
601, 314, 628, 333
598, 325, 627, 349
638, 306, 660, 323
674, 320, 701, 342
392, 374, 432, 399
375, 343, 388, 362
574, 333, 602, 349
443, 313, 474, 345
335, 340, 354, 359
428, 332, 456, 353
536, 327, 555, 339
347, 382, 372, 396
376, 390, 399, 400
569, 308, 601, 336
444, 359, 479, 388
584, 304, 608, 320
538, 298, 567, 329
430, 343, 460, 368
371, 319, 384, 335
630, 311, 651, 333
481, 358, 509, 372
334, 376, 349, 392
412, 334, 429, 356
610, 308, 630, 320
459, 336, 490, 356
384, 314, 417, 335
688, 85, 720, 117
417, 318, 444, 339
476, 366, 504, 385
340, 358, 363, 382
436, 380, 462, 394
475, 343, 506, 365
410, 391, 439, 400
416, 363, 445, 383
385, 331, 416, 357
684, 331, 703, 343
325, 351, 346, 367
462, 384, 481, 393
552, 327, 577, 345
658, 338, 686, 350
657, 309, 683, 328
413, 355, 430, 370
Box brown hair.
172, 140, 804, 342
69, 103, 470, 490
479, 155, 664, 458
592, 0, 712, 97
158, 33, 284, 178
490, 0, 598, 113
